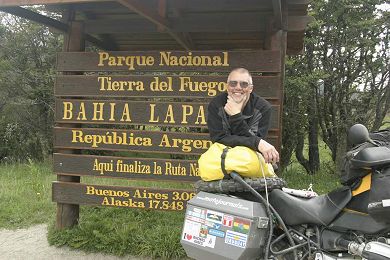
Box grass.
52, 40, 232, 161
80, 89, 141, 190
0, 159, 56, 229
380, 113, 390, 130
0, 155, 340, 258
282, 160, 340, 194
47, 207, 186, 259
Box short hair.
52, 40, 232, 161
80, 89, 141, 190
228, 68, 253, 85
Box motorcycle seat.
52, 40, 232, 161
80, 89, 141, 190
351, 146, 390, 169
269, 186, 352, 226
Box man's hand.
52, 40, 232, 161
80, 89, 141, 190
258, 139, 279, 164
224, 95, 247, 116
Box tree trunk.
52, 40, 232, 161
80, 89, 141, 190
308, 87, 320, 173
295, 130, 311, 174
335, 128, 348, 175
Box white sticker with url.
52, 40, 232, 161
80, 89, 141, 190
382, 199, 390, 207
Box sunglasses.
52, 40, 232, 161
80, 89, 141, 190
227, 81, 252, 88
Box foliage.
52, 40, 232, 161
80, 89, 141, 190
0, 11, 62, 162
282, 0, 389, 173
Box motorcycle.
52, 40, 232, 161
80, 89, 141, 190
180, 124, 390, 260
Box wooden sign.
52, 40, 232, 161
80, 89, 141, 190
54, 154, 199, 181
54, 127, 212, 155
55, 99, 280, 129
52, 182, 195, 211
54, 75, 281, 99
53, 127, 279, 154
56, 51, 281, 72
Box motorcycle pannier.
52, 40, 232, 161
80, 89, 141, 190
368, 167, 390, 223
340, 142, 373, 185
340, 128, 390, 185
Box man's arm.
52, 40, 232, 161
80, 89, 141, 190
255, 105, 271, 138
226, 98, 272, 145
228, 113, 254, 136
249, 101, 279, 163
207, 100, 260, 150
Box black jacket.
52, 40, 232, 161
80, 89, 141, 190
207, 92, 272, 151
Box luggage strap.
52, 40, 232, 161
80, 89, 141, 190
221, 147, 229, 177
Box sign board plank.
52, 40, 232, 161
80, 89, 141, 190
54, 154, 200, 181
54, 75, 281, 99
53, 127, 279, 154
52, 182, 195, 211
54, 127, 212, 155
55, 100, 280, 129
56, 51, 281, 72
0, 0, 108, 6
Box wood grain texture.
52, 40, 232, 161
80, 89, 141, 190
55, 75, 281, 99
56, 50, 281, 72
54, 153, 200, 181
55, 100, 281, 129
52, 182, 195, 211
53, 127, 279, 154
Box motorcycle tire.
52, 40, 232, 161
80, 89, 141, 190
194, 177, 287, 194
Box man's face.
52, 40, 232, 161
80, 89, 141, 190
227, 71, 253, 103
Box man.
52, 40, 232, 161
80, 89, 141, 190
207, 68, 279, 164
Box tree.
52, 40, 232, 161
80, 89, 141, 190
282, 0, 389, 173
0, 10, 62, 161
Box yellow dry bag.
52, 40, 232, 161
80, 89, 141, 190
198, 142, 276, 181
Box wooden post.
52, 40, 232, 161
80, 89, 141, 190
55, 9, 85, 229
264, 1, 288, 153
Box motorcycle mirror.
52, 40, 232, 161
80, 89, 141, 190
348, 124, 376, 146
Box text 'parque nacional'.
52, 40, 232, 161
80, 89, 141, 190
97, 51, 229, 71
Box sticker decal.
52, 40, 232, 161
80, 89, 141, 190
191, 208, 207, 219
185, 211, 192, 218
192, 236, 206, 246
182, 220, 215, 248
186, 215, 206, 224
184, 233, 193, 241
200, 225, 209, 238
182, 219, 202, 244
205, 221, 222, 229
225, 230, 248, 248
233, 218, 250, 234
213, 223, 222, 229
206, 210, 223, 224
183, 233, 206, 246
205, 235, 216, 248
209, 229, 225, 238
204, 220, 214, 227
223, 215, 234, 227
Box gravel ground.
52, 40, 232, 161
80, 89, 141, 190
0, 224, 151, 260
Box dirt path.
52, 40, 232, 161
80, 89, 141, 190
0, 224, 150, 260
